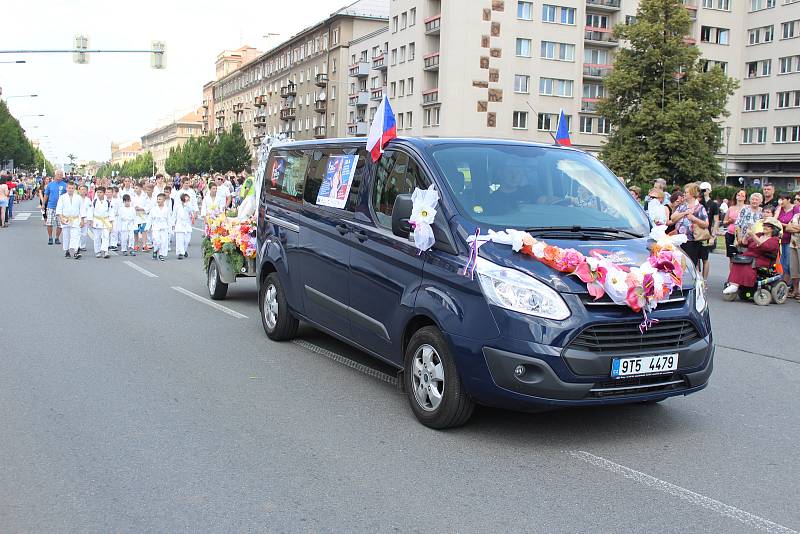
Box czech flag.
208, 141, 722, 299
555, 109, 571, 146
366, 95, 397, 162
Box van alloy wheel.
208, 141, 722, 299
264, 283, 278, 330
411, 344, 445, 412
208, 263, 217, 293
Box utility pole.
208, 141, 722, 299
724, 126, 731, 188
0, 36, 167, 69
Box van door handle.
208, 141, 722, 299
335, 223, 350, 236
354, 229, 368, 242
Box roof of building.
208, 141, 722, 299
334, 0, 390, 18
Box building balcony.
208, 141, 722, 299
215, 110, 225, 118
283, 130, 295, 140
583, 63, 614, 78
580, 98, 601, 113
424, 52, 440, 71
347, 121, 368, 136
422, 88, 440, 107
370, 87, 385, 101
215, 126, 226, 135
349, 91, 369, 107
280, 83, 297, 98
349, 61, 370, 78
280, 107, 296, 120
233, 103, 244, 112
313, 125, 326, 139
314, 99, 327, 113
585, 0, 621, 11
254, 115, 267, 125
372, 54, 387, 70
584, 28, 618, 46
254, 95, 267, 107
425, 14, 441, 35
252, 135, 263, 146
315, 73, 328, 87
202, 99, 209, 108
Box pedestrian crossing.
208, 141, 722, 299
13, 213, 31, 221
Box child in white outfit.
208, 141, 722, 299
89, 187, 114, 258
78, 185, 91, 251
117, 194, 137, 256
147, 193, 171, 261
108, 187, 122, 250
172, 193, 195, 259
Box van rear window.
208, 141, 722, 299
267, 150, 309, 203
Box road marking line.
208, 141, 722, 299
291, 339, 398, 386
171, 286, 248, 319
569, 451, 798, 534
192, 226, 204, 233
109, 250, 119, 256
123, 260, 158, 278
13, 213, 31, 221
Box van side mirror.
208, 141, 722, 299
391, 194, 413, 238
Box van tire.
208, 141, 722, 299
207, 258, 228, 300
260, 273, 299, 341
404, 326, 474, 429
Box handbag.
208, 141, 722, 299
731, 254, 754, 265
690, 204, 712, 243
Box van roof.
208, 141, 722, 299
277, 136, 582, 153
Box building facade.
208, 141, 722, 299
141, 111, 203, 174
202, 0, 389, 160
110, 140, 142, 166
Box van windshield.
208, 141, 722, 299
430, 144, 650, 237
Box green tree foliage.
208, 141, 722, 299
212, 124, 251, 173
597, 0, 738, 185
0, 101, 34, 168
97, 152, 155, 178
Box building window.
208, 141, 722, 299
579, 116, 593, 134
390, 82, 396, 98
398, 113, 404, 129
332, 28, 340, 45
391, 49, 397, 65
774, 125, 800, 143
399, 79, 405, 96
744, 93, 770, 111
703, 0, 731, 9
400, 46, 406, 63
741, 127, 768, 144
597, 117, 611, 135
539, 77, 574, 97
407, 78, 414, 94
583, 83, 606, 98
516, 38, 532, 57
746, 59, 772, 77
409, 8, 416, 26
518, 1, 534, 20
700, 26, 730, 44
409, 42, 415, 61
513, 111, 529, 129
540, 41, 575, 61
401, 11, 408, 29
424, 107, 441, 127
542, 4, 556, 22
776, 90, 800, 108
406, 112, 413, 128
748, 25, 775, 45
537, 112, 570, 131
782, 20, 799, 39
514, 74, 530, 93
749, 0, 776, 10
779, 55, 800, 74
392, 16, 398, 32
586, 14, 609, 29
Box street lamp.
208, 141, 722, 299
21, 114, 45, 118
724, 126, 732, 187
4, 94, 38, 100
0, 60, 26, 64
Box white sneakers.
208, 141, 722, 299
723, 284, 739, 295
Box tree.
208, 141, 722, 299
228, 123, 252, 172
0, 101, 34, 168
597, 0, 738, 185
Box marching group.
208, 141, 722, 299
36, 170, 244, 260
633, 179, 800, 300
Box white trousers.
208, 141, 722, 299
175, 231, 192, 256
119, 230, 134, 252
109, 227, 120, 247
61, 225, 81, 252
80, 225, 88, 249
152, 228, 169, 256
93, 227, 110, 253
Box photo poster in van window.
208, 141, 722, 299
316, 154, 358, 209
270, 157, 286, 188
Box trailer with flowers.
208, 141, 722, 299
202, 214, 258, 300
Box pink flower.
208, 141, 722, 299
625, 286, 646, 312
562, 249, 584, 271
587, 281, 606, 300
574, 260, 594, 283
642, 273, 656, 298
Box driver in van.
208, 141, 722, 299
484, 166, 527, 214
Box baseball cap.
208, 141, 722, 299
699, 181, 712, 191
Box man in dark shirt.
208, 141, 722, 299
762, 183, 779, 211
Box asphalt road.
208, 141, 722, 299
1, 200, 798, 534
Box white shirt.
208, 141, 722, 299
89, 197, 115, 229
133, 192, 151, 224
647, 198, 669, 226
216, 183, 231, 201
201, 193, 224, 217
55, 192, 85, 227
171, 187, 198, 214
147, 204, 171, 231
172, 203, 194, 233
117, 205, 137, 231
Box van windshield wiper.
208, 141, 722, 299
524, 226, 645, 239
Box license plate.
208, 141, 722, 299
611, 354, 678, 378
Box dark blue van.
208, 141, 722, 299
256, 137, 713, 428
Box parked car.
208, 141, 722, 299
255, 137, 714, 428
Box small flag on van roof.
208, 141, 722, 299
366, 95, 397, 162
555, 109, 571, 147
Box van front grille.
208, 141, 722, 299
568, 320, 701, 353
589, 374, 688, 397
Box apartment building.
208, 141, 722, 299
347, 27, 390, 136
141, 110, 203, 174
201, 0, 389, 159
110, 140, 142, 166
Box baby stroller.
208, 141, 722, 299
722, 249, 789, 305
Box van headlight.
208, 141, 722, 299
695, 278, 707, 313
476, 257, 571, 320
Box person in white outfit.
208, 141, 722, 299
117, 194, 137, 256
89, 186, 114, 258
201, 183, 224, 220
108, 187, 122, 250
55, 181, 85, 259
78, 184, 91, 252
172, 193, 195, 259
147, 193, 171, 261
171, 178, 199, 251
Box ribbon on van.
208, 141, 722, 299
409, 185, 439, 254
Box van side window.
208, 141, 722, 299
303, 148, 368, 212
268, 149, 309, 203
371, 150, 427, 228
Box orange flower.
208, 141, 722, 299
543, 245, 560, 263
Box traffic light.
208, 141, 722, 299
151, 41, 166, 69
73, 35, 89, 64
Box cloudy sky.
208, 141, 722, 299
2, 0, 349, 166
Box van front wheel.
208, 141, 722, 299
404, 326, 474, 429
260, 273, 299, 341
